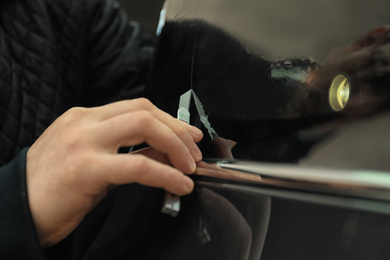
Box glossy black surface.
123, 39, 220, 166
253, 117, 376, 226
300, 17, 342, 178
145, 1, 390, 259
148, 2, 390, 167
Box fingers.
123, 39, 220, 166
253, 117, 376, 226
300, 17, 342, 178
352, 64, 390, 80
93, 98, 203, 162
25, 99, 201, 248
99, 154, 194, 196
97, 110, 198, 173
321, 44, 390, 84
347, 26, 390, 52
94, 98, 203, 142
131, 147, 170, 165
180, 121, 204, 143
340, 48, 373, 74
94, 98, 155, 120
346, 45, 390, 80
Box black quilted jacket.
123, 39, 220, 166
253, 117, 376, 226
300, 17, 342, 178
0, 0, 155, 258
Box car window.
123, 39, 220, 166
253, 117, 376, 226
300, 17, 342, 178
145, 1, 390, 259
148, 0, 390, 171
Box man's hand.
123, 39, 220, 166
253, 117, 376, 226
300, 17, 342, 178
26, 98, 203, 248
311, 26, 390, 87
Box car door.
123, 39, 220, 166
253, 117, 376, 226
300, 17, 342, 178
145, 1, 390, 259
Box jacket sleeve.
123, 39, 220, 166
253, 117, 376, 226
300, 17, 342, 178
82, 0, 155, 107
0, 148, 47, 259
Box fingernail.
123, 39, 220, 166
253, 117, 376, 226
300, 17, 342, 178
193, 143, 203, 161
189, 125, 203, 137
183, 177, 194, 193
191, 159, 197, 173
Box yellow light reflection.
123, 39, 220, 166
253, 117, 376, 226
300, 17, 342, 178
329, 74, 350, 111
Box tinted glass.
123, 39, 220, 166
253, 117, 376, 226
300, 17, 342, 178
148, 0, 390, 170
145, 1, 390, 259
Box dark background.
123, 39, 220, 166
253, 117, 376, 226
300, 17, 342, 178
117, 0, 165, 34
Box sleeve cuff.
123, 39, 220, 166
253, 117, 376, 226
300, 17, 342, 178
0, 148, 47, 259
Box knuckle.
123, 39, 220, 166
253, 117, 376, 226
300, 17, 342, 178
62, 128, 86, 152
131, 155, 150, 173
176, 125, 189, 139
66, 107, 89, 117
135, 98, 154, 111
134, 110, 154, 126
61, 107, 90, 126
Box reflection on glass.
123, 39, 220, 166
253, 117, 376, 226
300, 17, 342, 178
145, 1, 390, 259
329, 74, 350, 111
195, 161, 262, 183
148, 16, 390, 167
195, 186, 271, 260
